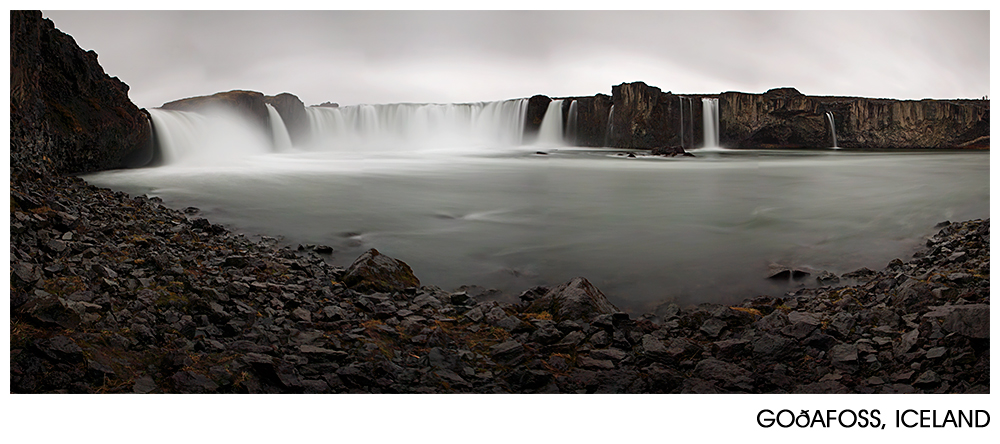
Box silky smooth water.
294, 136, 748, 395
85, 148, 989, 313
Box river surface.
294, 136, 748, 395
84, 147, 989, 313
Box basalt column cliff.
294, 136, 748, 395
10, 10, 151, 176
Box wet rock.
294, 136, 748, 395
766, 264, 812, 280
524, 277, 619, 322
342, 249, 420, 293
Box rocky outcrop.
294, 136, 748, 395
607, 82, 672, 148
161, 90, 270, 132
10, 10, 151, 175
159, 90, 311, 149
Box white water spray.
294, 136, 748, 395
265, 103, 294, 151
702, 98, 720, 148
148, 108, 272, 166
825, 111, 839, 149
304, 99, 529, 151
537, 99, 565, 146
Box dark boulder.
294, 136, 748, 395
524, 277, 619, 322
342, 248, 420, 293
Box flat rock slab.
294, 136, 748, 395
923, 304, 989, 339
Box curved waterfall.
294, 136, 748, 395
536, 99, 565, 146
150, 98, 531, 165
147, 108, 272, 166
266, 104, 294, 152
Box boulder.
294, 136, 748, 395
524, 277, 619, 322
342, 248, 420, 293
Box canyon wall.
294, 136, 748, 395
10, 10, 151, 175
720, 88, 989, 149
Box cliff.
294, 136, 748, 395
720, 88, 989, 149
591, 82, 988, 150
10, 10, 152, 175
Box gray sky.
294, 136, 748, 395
41, 10, 990, 109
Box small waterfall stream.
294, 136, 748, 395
566, 100, 579, 146
702, 98, 720, 148
825, 111, 839, 148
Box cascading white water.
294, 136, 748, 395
537, 99, 565, 146
148, 108, 272, 166
702, 98, 720, 147
566, 100, 579, 146
825, 111, 839, 148
265, 103, 294, 151
679, 97, 685, 149
305, 99, 529, 151
605, 105, 615, 147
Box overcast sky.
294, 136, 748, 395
41, 10, 989, 109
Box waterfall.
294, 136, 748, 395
825, 111, 839, 148
566, 100, 579, 146
537, 99, 565, 146
702, 98, 720, 147
305, 99, 529, 150
147, 108, 271, 166
265, 104, 294, 151
679, 97, 686, 149
605, 105, 615, 147
687, 98, 695, 149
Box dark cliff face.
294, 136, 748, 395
609, 82, 671, 148
10, 10, 152, 175
557, 94, 613, 147
720, 88, 990, 149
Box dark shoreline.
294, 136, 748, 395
10, 168, 989, 393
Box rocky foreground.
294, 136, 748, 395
10, 168, 989, 394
